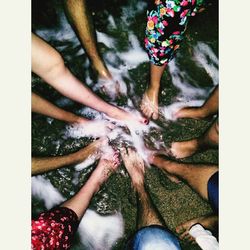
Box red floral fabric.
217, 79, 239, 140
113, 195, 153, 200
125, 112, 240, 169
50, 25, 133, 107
32, 207, 79, 250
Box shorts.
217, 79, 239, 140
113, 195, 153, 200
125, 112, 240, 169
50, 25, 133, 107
207, 171, 219, 214
125, 225, 181, 250
145, 0, 204, 66
32, 207, 79, 250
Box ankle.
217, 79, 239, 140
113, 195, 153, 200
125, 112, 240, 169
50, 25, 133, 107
133, 181, 145, 193
147, 85, 160, 94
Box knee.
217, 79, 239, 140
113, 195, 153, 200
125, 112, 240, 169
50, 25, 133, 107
42, 52, 67, 81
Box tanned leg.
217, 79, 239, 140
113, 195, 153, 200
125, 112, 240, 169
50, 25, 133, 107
32, 137, 107, 175
32, 33, 147, 124
64, 0, 112, 80
175, 85, 218, 119
151, 156, 218, 201
141, 64, 167, 120
121, 148, 165, 228
61, 151, 119, 220
170, 118, 219, 158
150, 157, 218, 240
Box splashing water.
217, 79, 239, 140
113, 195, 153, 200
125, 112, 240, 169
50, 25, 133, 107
193, 42, 219, 86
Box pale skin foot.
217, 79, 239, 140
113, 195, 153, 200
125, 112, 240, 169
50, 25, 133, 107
106, 106, 149, 125
90, 151, 120, 191
176, 215, 218, 243
140, 88, 159, 120
120, 148, 145, 188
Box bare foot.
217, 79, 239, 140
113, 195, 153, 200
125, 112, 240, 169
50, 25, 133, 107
91, 151, 120, 192
171, 139, 199, 159
107, 106, 149, 125
140, 88, 159, 120
175, 106, 210, 120
149, 154, 181, 183
176, 215, 218, 242
120, 148, 145, 188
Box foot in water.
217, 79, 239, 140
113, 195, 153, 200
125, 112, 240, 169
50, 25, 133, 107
176, 215, 218, 243
106, 106, 149, 125
91, 151, 120, 192
140, 88, 159, 120
148, 153, 181, 184
170, 139, 200, 159
175, 106, 211, 120
120, 147, 145, 189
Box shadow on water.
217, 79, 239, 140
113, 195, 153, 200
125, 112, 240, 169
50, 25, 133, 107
32, 0, 218, 249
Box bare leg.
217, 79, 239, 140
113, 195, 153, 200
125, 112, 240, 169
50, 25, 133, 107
32, 33, 147, 124
141, 64, 167, 120
171, 118, 219, 158
64, 0, 112, 80
175, 86, 219, 119
151, 156, 218, 201
121, 148, 165, 228
61, 152, 119, 219
32, 137, 107, 175
32, 92, 88, 124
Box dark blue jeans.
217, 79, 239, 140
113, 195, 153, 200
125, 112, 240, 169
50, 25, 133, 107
126, 225, 181, 250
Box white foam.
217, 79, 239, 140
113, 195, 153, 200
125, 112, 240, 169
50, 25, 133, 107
168, 60, 207, 99
96, 31, 116, 48
78, 209, 124, 250
108, 15, 117, 29
193, 42, 219, 86
118, 33, 148, 68
75, 155, 97, 171
65, 120, 111, 139
32, 176, 65, 209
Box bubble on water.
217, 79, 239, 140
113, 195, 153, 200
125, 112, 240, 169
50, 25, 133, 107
78, 209, 124, 250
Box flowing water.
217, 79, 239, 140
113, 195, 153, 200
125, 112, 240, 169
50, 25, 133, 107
32, 0, 218, 249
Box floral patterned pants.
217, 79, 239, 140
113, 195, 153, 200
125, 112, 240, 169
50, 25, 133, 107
32, 207, 79, 250
145, 0, 204, 66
